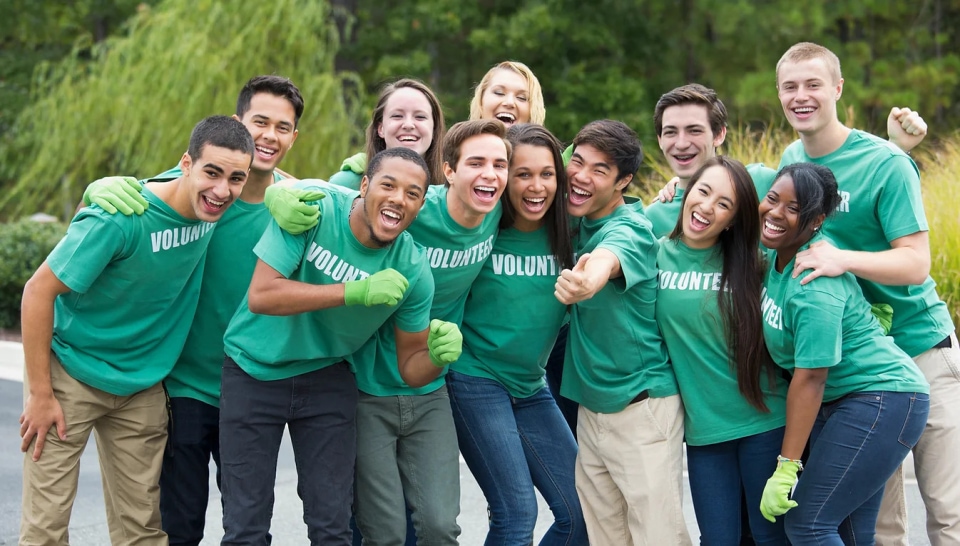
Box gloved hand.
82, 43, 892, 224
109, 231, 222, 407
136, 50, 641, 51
344, 268, 408, 307
83, 176, 148, 215
264, 184, 325, 235
341, 152, 367, 175
427, 319, 463, 367
871, 303, 894, 335
760, 458, 801, 522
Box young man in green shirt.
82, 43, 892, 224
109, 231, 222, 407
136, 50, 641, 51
219, 147, 463, 545
555, 119, 691, 546
18, 115, 254, 545
770, 42, 960, 546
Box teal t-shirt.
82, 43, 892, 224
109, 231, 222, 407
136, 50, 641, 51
777, 131, 954, 357
656, 238, 787, 445
164, 199, 272, 406
456, 226, 568, 398
48, 187, 215, 396
762, 236, 929, 401
352, 185, 500, 396
328, 152, 367, 191
223, 182, 433, 381
560, 206, 679, 413
644, 186, 685, 238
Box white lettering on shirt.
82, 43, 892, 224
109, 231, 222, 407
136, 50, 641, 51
424, 235, 494, 270
150, 223, 215, 253
305, 242, 371, 282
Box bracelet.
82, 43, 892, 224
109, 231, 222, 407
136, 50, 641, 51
777, 455, 804, 471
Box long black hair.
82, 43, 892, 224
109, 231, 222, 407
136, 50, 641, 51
671, 156, 776, 412
502, 124, 574, 270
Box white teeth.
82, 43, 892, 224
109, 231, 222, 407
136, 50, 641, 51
383, 210, 400, 219
525, 197, 545, 204
794, 107, 814, 114
476, 186, 496, 192
398, 136, 418, 142
764, 220, 785, 232
571, 187, 590, 196
496, 113, 516, 122
256, 145, 276, 156
204, 196, 224, 207
692, 211, 710, 225
675, 154, 695, 161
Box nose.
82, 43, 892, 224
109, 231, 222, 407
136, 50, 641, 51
211, 177, 231, 199
531, 175, 545, 191
675, 131, 691, 149
262, 123, 277, 143
401, 115, 415, 129
502, 93, 516, 107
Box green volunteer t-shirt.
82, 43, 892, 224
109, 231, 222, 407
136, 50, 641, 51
656, 238, 787, 445
456, 226, 568, 398
762, 235, 929, 401
560, 206, 679, 413
48, 187, 214, 396
352, 185, 500, 396
223, 182, 433, 381
164, 199, 272, 406
777, 131, 954, 357
644, 186, 685, 238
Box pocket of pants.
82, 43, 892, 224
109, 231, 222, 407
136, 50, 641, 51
898, 393, 930, 449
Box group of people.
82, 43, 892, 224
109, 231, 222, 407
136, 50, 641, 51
15, 39, 959, 546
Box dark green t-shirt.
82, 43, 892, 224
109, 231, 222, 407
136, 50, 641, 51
561, 206, 679, 413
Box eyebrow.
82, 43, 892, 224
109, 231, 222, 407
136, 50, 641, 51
202, 163, 225, 174
380, 173, 424, 193
252, 114, 293, 129
572, 154, 611, 171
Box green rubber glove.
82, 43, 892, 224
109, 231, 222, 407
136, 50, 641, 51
871, 303, 894, 335
427, 319, 463, 367
264, 184, 326, 235
343, 268, 408, 307
83, 176, 148, 215
760, 459, 801, 522
561, 143, 574, 167
341, 152, 367, 175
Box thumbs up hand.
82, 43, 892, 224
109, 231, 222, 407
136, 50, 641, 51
555, 253, 598, 305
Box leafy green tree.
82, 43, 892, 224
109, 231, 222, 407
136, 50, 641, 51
0, 0, 363, 220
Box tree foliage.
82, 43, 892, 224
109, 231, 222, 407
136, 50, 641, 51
0, 0, 363, 219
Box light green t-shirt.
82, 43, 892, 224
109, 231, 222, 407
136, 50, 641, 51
777, 131, 954, 357
560, 205, 679, 413
456, 226, 568, 398
352, 185, 500, 396
223, 182, 433, 381
762, 236, 929, 401
48, 187, 214, 396
656, 238, 787, 445
644, 187, 685, 238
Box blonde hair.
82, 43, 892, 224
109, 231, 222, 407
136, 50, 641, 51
469, 61, 546, 125
776, 42, 842, 87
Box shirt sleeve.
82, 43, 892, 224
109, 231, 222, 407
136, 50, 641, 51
596, 216, 659, 293
45, 211, 126, 293
875, 155, 928, 241
789, 286, 845, 370
394, 260, 435, 333
253, 219, 311, 278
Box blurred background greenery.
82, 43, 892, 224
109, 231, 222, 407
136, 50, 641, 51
0, 0, 957, 326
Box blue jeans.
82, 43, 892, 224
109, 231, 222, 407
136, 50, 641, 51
686, 427, 786, 546
160, 396, 222, 546
786, 391, 929, 545
447, 371, 587, 546
219, 357, 358, 545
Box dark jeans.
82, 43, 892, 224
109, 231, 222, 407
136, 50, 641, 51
447, 371, 587, 546
160, 396, 222, 546
544, 324, 578, 438
219, 357, 359, 546
786, 391, 929, 545
686, 427, 786, 545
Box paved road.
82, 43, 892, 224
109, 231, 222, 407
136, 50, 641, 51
0, 341, 931, 544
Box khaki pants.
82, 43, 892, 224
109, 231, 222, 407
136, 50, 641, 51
877, 332, 960, 546
575, 394, 692, 546
20, 354, 168, 546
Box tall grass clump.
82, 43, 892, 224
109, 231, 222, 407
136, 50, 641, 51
0, 0, 363, 220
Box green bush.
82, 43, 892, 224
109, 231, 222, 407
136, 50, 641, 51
0, 218, 67, 329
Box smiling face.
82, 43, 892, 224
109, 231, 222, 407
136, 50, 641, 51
180, 144, 251, 222
658, 103, 726, 183
443, 133, 509, 227
354, 156, 427, 248
235, 92, 298, 175
777, 57, 843, 137
566, 144, 629, 220
680, 165, 737, 249
377, 86, 435, 156
479, 69, 531, 128
507, 144, 557, 232
759, 174, 822, 264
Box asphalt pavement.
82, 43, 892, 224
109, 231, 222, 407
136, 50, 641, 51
0, 341, 930, 545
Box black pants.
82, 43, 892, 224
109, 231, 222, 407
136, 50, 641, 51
545, 324, 579, 438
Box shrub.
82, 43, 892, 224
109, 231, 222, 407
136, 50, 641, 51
0, 218, 66, 329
